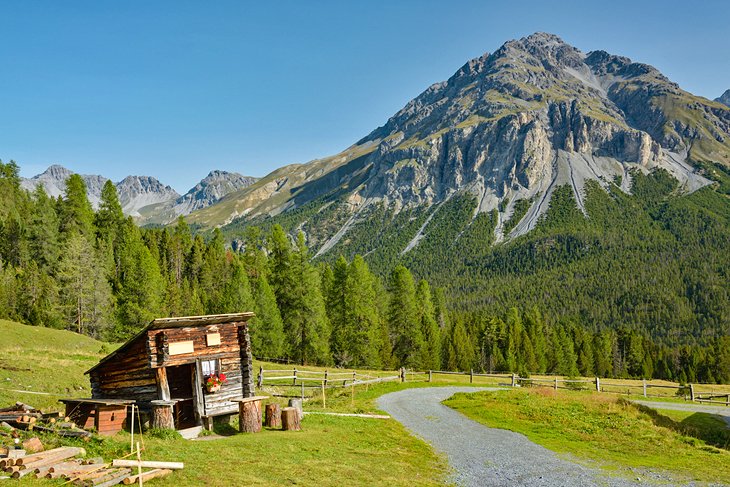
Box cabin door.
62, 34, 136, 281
167, 364, 197, 428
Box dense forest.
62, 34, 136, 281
1, 160, 728, 383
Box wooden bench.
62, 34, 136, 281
233, 396, 268, 433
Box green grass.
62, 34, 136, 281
0, 320, 115, 410
444, 388, 730, 484
0, 320, 447, 486
18, 414, 445, 487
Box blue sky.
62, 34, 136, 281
2, 0, 728, 192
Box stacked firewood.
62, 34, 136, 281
1, 445, 180, 484
0, 402, 91, 438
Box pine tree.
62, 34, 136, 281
416, 280, 440, 370
60, 174, 94, 238
251, 274, 286, 359
28, 185, 60, 271
114, 219, 163, 338
343, 255, 381, 368
388, 265, 423, 369
95, 180, 124, 245
57, 232, 112, 337
327, 256, 348, 365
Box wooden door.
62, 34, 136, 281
167, 364, 196, 428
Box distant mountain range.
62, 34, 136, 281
20, 165, 257, 224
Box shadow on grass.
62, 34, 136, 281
631, 402, 730, 450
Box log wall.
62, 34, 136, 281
90, 337, 157, 401
89, 320, 253, 423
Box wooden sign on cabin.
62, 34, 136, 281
84, 312, 256, 432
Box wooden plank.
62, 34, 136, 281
192, 359, 204, 424
156, 367, 171, 401
169, 341, 194, 356
112, 460, 184, 470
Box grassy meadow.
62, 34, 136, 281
2, 319, 730, 485
444, 388, 730, 485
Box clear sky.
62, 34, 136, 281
2, 0, 728, 193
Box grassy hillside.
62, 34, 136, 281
0, 320, 114, 410
445, 388, 730, 485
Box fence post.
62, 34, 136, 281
293, 368, 297, 386
324, 370, 328, 387
642, 379, 647, 398
400, 368, 406, 383
689, 383, 695, 402
554, 377, 558, 390
353, 370, 357, 384
257, 366, 263, 389
595, 377, 600, 392
428, 370, 432, 383
301, 381, 304, 401
511, 374, 516, 387
470, 369, 474, 384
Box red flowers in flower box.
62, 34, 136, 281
205, 373, 227, 393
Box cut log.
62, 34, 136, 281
150, 401, 175, 430
288, 398, 303, 421
22, 437, 43, 453
17, 447, 86, 469
281, 407, 301, 431
111, 459, 184, 470
90, 468, 132, 487
122, 468, 173, 484
239, 399, 262, 433
15, 446, 81, 465
264, 403, 281, 428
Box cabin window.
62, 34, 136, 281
201, 359, 220, 377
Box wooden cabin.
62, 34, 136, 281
85, 312, 256, 431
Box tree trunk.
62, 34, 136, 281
288, 398, 303, 421
239, 399, 262, 433
264, 403, 281, 428
282, 407, 301, 431
150, 402, 175, 430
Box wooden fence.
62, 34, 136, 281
423, 369, 730, 404
255, 366, 730, 405
257, 367, 403, 390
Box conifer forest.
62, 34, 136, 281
1, 160, 728, 384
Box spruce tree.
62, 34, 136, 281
60, 174, 94, 238
416, 280, 440, 370
343, 255, 381, 368
388, 265, 423, 369
251, 274, 286, 359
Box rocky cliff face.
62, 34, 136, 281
190, 33, 728, 251
172, 170, 257, 216
717, 89, 730, 107
20, 165, 109, 208
116, 176, 180, 217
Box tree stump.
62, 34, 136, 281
287, 398, 303, 421
281, 407, 301, 431
264, 403, 281, 428
150, 401, 175, 430
238, 399, 262, 433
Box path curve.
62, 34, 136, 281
632, 400, 730, 427
378, 387, 647, 487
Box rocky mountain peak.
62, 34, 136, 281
191, 32, 729, 254
170, 170, 257, 216
717, 89, 730, 107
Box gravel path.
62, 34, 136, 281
377, 387, 663, 487
632, 400, 730, 427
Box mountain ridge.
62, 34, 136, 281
20, 165, 258, 222
188, 32, 728, 254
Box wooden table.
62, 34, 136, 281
233, 396, 269, 433
59, 398, 135, 436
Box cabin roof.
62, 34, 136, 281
85, 312, 255, 375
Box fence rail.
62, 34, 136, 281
255, 365, 729, 405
